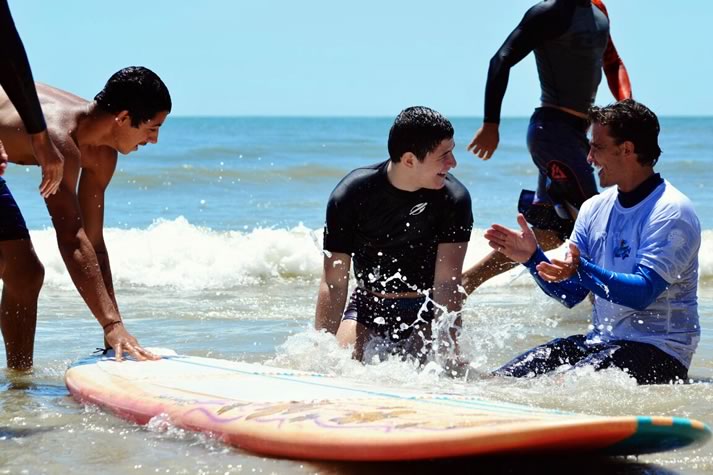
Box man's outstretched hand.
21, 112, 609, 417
536, 242, 580, 282
484, 213, 538, 263
104, 322, 160, 362
467, 123, 499, 160
30, 131, 64, 198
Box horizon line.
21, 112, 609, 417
167, 114, 713, 120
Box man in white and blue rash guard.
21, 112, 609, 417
485, 99, 700, 384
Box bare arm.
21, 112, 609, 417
78, 157, 118, 310
314, 252, 351, 335
432, 242, 469, 361
433, 242, 468, 313
45, 148, 156, 361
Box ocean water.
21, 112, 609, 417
2, 116, 713, 474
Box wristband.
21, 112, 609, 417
102, 320, 122, 331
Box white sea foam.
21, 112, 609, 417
26, 218, 713, 291
30, 217, 323, 290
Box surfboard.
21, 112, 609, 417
64, 350, 711, 461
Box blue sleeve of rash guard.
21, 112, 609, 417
523, 247, 589, 308
523, 247, 669, 310
576, 256, 669, 310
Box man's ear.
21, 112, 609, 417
114, 110, 131, 126
621, 140, 635, 157
401, 152, 417, 168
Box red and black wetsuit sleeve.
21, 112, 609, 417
593, 0, 632, 100
483, 2, 574, 124
0, 0, 47, 134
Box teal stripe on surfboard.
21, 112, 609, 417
607, 417, 712, 455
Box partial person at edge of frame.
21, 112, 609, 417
0, 0, 63, 196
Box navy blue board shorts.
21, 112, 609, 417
519, 107, 598, 240
343, 288, 434, 339
343, 288, 435, 362
0, 177, 30, 241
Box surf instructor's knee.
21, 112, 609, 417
0, 245, 44, 297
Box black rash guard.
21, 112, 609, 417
484, 0, 609, 123
618, 173, 664, 208
0, 0, 47, 134
324, 160, 473, 294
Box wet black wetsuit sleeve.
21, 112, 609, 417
323, 181, 357, 255
437, 188, 473, 243
483, 2, 573, 124
0, 0, 47, 134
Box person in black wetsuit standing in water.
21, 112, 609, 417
462, 0, 632, 294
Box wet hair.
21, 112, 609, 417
94, 66, 172, 127
388, 106, 454, 162
588, 99, 662, 167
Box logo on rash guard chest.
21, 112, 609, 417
613, 239, 631, 259
409, 202, 428, 216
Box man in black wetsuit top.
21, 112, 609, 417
314, 106, 473, 369
462, 0, 632, 294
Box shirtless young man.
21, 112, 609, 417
0, 66, 171, 369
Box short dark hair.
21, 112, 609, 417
387, 106, 454, 162
94, 66, 172, 127
588, 99, 662, 167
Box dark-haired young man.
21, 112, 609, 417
486, 100, 700, 384
0, 66, 171, 369
463, 0, 632, 294
315, 106, 473, 367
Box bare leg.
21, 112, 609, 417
462, 228, 563, 295
0, 239, 44, 370
462, 251, 519, 295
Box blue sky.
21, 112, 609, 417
9, 1, 712, 117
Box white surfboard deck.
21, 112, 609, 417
65, 350, 711, 461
